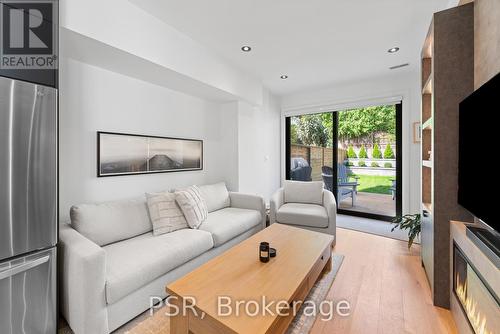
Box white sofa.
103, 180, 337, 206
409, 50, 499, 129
270, 181, 336, 247
59, 185, 265, 334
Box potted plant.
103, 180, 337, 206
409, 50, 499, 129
391, 214, 421, 249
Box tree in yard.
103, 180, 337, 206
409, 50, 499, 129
347, 145, 357, 158
321, 113, 333, 147
372, 143, 382, 159
290, 123, 300, 144
384, 144, 395, 159
358, 145, 368, 159
338, 105, 396, 141
295, 114, 329, 147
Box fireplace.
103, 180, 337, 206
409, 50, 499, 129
453, 243, 500, 334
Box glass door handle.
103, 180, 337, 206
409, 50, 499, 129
0, 255, 49, 280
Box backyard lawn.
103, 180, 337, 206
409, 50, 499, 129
352, 174, 393, 195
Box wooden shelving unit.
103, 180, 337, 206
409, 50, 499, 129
419, 3, 474, 309
423, 202, 433, 215
422, 76, 433, 95
422, 117, 433, 131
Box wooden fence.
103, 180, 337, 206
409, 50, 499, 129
291, 144, 346, 181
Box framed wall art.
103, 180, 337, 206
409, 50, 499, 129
97, 131, 203, 177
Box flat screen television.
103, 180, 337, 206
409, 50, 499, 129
458, 71, 500, 232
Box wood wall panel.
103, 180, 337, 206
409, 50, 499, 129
474, 0, 500, 88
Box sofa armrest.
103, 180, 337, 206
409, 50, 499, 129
322, 190, 337, 246
229, 192, 266, 228
269, 188, 284, 225
59, 223, 109, 334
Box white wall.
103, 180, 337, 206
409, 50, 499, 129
59, 58, 239, 221
281, 70, 422, 215
237, 91, 281, 202
59, 57, 282, 221
218, 101, 240, 192
60, 0, 263, 105
58, 0, 285, 222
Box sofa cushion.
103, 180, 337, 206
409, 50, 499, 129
104, 229, 214, 304
198, 182, 230, 213
70, 198, 152, 246
146, 192, 188, 236
199, 207, 261, 246
175, 185, 208, 229
277, 203, 328, 228
283, 181, 324, 205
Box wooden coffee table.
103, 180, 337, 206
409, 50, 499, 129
166, 223, 334, 334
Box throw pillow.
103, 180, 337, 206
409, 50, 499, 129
198, 182, 230, 213
175, 185, 208, 229
146, 192, 188, 236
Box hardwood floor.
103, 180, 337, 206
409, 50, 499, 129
311, 228, 457, 334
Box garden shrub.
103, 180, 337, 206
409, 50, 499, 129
384, 162, 393, 168
359, 145, 368, 159
358, 160, 366, 167
347, 162, 354, 166
384, 144, 395, 159
371, 162, 379, 167
347, 145, 357, 159
372, 143, 382, 159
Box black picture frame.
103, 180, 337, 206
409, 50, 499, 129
97, 131, 203, 177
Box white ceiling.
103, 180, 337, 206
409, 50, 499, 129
129, 0, 451, 96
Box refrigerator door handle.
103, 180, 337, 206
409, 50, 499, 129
0, 255, 50, 280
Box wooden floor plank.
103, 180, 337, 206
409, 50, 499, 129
377, 240, 405, 334
310, 228, 457, 334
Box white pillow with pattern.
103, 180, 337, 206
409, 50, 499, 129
146, 192, 188, 236
174, 185, 208, 229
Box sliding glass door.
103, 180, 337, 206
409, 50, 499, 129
286, 112, 334, 183
285, 103, 402, 221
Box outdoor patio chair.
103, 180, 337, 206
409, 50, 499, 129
390, 179, 396, 200
321, 166, 334, 191
337, 164, 360, 194
321, 165, 358, 206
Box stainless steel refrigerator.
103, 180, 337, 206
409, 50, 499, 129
0, 76, 57, 334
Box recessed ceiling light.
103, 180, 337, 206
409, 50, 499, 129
388, 47, 400, 53
280, 75, 288, 79
241, 46, 252, 52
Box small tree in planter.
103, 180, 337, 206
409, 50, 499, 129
384, 144, 395, 159
347, 145, 357, 159
372, 143, 382, 159
359, 145, 368, 159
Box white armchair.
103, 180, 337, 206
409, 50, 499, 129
270, 181, 336, 247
